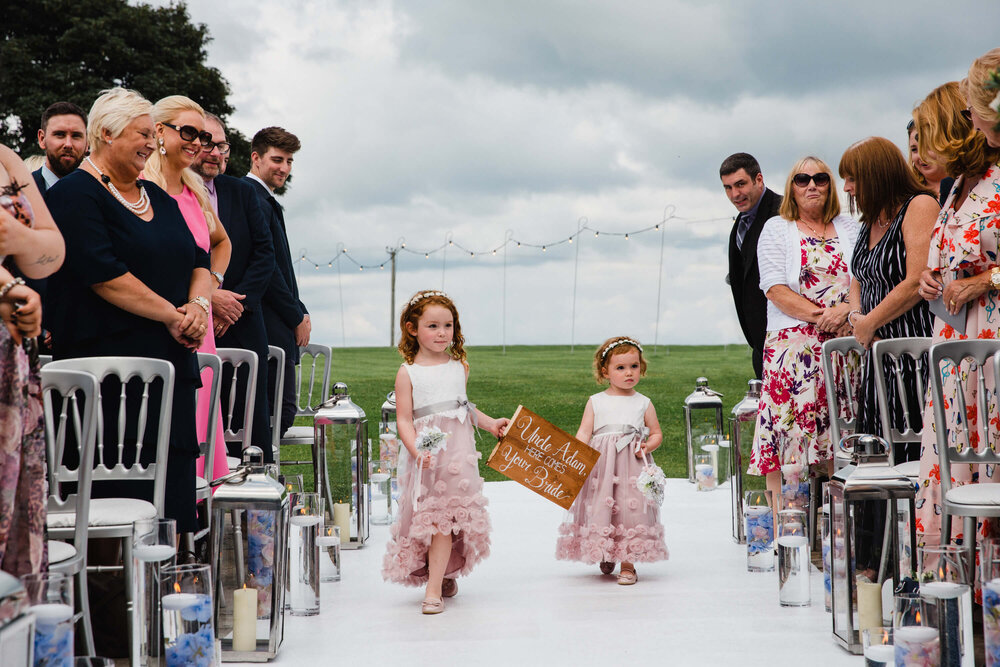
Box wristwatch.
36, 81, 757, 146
210, 270, 224, 287
991, 267, 1000, 289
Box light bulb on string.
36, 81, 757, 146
542, 246, 547, 252
492, 249, 496, 255
469, 251, 474, 257
359, 266, 364, 272
327, 262, 332, 267
594, 231, 599, 237
342, 247, 347, 253
517, 242, 521, 247
655, 224, 660, 230
425, 253, 429, 259
401, 243, 405, 248
625, 233, 629, 240
568, 237, 573, 244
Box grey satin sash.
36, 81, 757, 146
593, 423, 649, 452
413, 398, 479, 429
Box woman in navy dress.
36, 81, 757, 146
46, 88, 212, 532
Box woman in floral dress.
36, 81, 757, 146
0, 144, 65, 577
749, 156, 859, 511
914, 65, 1000, 549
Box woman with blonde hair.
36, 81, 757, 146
144, 95, 232, 485
748, 156, 859, 508
46, 87, 212, 533
914, 69, 1000, 549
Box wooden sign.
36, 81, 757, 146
487, 405, 600, 510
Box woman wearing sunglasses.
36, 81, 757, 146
748, 157, 859, 506
144, 95, 233, 488
913, 53, 1000, 551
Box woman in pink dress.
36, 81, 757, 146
143, 96, 232, 487
914, 63, 1000, 550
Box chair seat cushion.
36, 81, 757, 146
281, 426, 313, 444
48, 540, 76, 565
46, 498, 157, 529
894, 460, 921, 479
227, 456, 241, 470
945, 483, 1000, 507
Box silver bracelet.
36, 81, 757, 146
0, 277, 25, 301
189, 296, 210, 315
847, 310, 862, 328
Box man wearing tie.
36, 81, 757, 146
193, 114, 276, 461
720, 153, 782, 380
245, 127, 309, 438
32, 102, 88, 194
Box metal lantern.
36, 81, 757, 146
380, 391, 396, 435
210, 446, 289, 662
683, 377, 724, 483
314, 382, 369, 549
828, 434, 917, 655
729, 379, 762, 543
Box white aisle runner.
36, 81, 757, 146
239, 479, 856, 666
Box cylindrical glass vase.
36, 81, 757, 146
820, 490, 831, 612
289, 492, 323, 616
777, 509, 810, 607
919, 543, 973, 667
982, 539, 1000, 666
894, 593, 939, 667
780, 461, 809, 513
132, 517, 177, 667
21, 571, 73, 667
160, 563, 215, 667
694, 453, 716, 491
369, 459, 394, 525
862, 627, 893, 667
318, 525, 341, 583
743, 489, 774, 572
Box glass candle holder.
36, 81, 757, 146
894, 593, 939, 667
369, 458, 395, 525
982, 539, 1000, 666
694, 453, 716, 491
919, 543, 973, 667
743, 489, 774, 572
160, 563, 215, 667
780, 460, 809, 513
862, 627, 893, 667
317, 525, 341, 583
132, 517, 177, 667
20, 572, 73, 667
288, 492, 323, 616
777, 509, 810, 607
246, 508, 277, 618
820, 487, 831, 613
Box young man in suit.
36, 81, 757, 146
193, 114, 277, 461
33, 102, 88, 194
245, 126, 309, 438
720, 153, 782, 380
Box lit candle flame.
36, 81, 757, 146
174, 582, 181, 594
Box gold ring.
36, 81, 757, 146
950, 300, 956, 306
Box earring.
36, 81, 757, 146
107, 140, 112, 146
158, 137, 166, 156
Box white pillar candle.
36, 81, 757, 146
232, 586, 257, 652
857, 581, 882, 634
333, 503, 351, 543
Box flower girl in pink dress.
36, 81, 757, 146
556, 336, 669, 584
382, 290, 509, 614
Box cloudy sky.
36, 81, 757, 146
162, 0, 999, 348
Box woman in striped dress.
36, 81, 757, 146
839, 137, 939, 456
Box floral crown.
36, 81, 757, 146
601, 338, 643, 359
987, 67, 1000, 129
408, 290, 449, 307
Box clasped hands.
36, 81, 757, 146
812, 302, 852, 337
0, 282, 42, 343
919, 268, 985, 316
167, 301, 209, 350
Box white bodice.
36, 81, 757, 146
402, 359, 469, 422
591, 391, 649, 432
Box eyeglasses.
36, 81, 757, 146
162, 122, 214, 148
792, 172, 831, 187
200, 141, 231, 155
960, 107, 973, 122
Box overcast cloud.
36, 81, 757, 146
155, 0, 1000, 349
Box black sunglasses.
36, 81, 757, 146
792, 172, 831, 187
960, 108, 973, 122
162, 122, 214, 148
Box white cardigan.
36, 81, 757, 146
757, 213, 860, 332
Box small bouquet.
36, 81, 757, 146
636, 460, 666, 507
415, 425, 449, 456
412, 426, 449, 505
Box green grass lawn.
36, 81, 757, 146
281, 344, 761, 489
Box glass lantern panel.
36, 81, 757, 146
321, 420, 369, 543
830, 485, 850, 642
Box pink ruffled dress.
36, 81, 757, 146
556, 392, 668, 564
382, 359, 491, 586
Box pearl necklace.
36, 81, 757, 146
85, 157, 150, 216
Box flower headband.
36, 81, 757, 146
601, 338, 643, 359
987, 68, 1000, 127
408, 290, 449, 307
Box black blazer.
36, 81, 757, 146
31, 168, 47, 195
215, 175, 274, 313
728, 188, 782, 360
244, 176, 307, 363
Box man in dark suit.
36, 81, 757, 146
244, 126, 309, 438
32, 102, 88, 194
193, 114, 276, 461
720, 153, 782, 379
